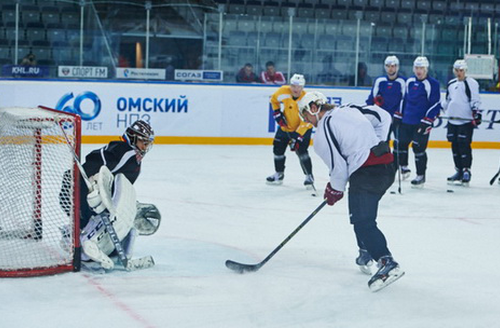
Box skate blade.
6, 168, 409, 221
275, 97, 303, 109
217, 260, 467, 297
369, 270, 405, 292
447, 180, 462, 185
410, 184, 424, 189
402, 174, 411, 181
266, 180, 283, 186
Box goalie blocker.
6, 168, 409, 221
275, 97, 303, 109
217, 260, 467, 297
80, 166, 161, 271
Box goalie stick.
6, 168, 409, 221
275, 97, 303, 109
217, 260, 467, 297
225, 200, 327, 273
56, 116, 154, 271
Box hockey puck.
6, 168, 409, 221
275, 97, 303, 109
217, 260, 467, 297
390, 191, 396, 194
447, 189, 454, 193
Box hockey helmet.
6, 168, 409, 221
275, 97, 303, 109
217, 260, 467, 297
413, 56, 429, 68
290, 74, 306, 87
298, 91, 327, 121
384, 55, 399, 66
453, 59, 468, 71
124, 120, 155, 156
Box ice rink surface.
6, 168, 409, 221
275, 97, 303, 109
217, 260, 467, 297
2, 144, 500, 328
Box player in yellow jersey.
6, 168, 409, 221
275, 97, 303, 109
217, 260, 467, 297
266, 74, 315, 189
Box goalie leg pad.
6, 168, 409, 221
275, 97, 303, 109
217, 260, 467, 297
80, 217, 114, 269
97, 166, 137, 240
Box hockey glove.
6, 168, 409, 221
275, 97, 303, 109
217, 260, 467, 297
324, 183, 344, 206
87, 182, 106, 214
374, 95, 384, 107
417, 117, 434, 135
289, 132, 304, 152
392, 111, 403, 128
273, 109, 288, 128
473, 110, 482, 126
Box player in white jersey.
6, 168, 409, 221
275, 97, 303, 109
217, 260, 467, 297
297, 92, 404, 292
441, 59, 481, 185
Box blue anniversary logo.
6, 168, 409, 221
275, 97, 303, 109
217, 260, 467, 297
56, 91, 101, 120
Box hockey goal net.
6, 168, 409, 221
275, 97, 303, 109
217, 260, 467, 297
0, 106, 81, 277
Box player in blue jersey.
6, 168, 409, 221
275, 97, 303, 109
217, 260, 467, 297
366, 55, 406, 136
393, 56, 441, 187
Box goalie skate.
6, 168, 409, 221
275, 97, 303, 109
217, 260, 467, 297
368, 256, 405, 292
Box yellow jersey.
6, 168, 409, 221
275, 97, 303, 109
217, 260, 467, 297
270, 85, 313, 135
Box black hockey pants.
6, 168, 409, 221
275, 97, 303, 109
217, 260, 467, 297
272, 128, 313, 174
393, 123, 430, 176
348, 163, 395, 262
447, 123, 474, 169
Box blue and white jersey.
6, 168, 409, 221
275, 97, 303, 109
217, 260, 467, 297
366, 75, 406, 116
402, 75, 441, 125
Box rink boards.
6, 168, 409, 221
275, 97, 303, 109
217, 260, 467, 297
1, 79, 500, 148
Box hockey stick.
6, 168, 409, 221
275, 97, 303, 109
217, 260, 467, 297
394, 125, 402, 194
439, 116, 500, 124
489, 167, 500, 185
225, 200, 328, 273
297, 153, 317, 197
57, 119, 154, 271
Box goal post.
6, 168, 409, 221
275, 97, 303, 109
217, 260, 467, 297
0, 106, 82, 277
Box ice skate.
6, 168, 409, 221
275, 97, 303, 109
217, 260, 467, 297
266, 172, 284, 185
400, 166, 411, 180
410, 175, 425, 188
303, 174, 314, 188
355, 249, 374, 275
447, 169, 462, 185
461, 168, 471, 186
368, 255, 405, 292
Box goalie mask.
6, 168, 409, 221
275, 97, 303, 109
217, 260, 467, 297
124, 120, 155, 156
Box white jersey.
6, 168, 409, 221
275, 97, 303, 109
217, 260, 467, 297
313, 105, 383, 191
441, 76, 481, 126
344, 103, 392, 141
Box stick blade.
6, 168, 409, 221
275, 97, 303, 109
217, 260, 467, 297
225, 259, 261, 274
489, 173, 499, 185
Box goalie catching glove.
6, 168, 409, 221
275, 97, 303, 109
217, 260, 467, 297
135, 202, 161, 236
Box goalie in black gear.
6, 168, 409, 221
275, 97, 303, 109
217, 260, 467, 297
59, 120, 161, 270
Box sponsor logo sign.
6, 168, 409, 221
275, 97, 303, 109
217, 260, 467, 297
116, 68, 165, 80
58, 66, 108, 78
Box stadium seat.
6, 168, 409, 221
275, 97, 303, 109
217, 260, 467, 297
263, 2, 280, 17
416, 1, 431, 12
364, 10, 380, 23
280, 2, 296, 17
397, 11, 413, 24
238, 18, 256, 33
392, 25, 408, 39
400, 0, 415, 11
246, 31, 258, 47
380, 9, 396, 24
228, 31, 246, 46
341, 22, 357, 36
297, 3, 314, 18
431, 1, 446, 13
246, 1, 263, 16
300, 33, 315, 48
314, 4, 330, 19
228, 0, 245, 15
384, 0, 400, 9
337, 0, 353, 8
331, 8, 349, 21
317, 34, 336, 50
352, 0, 369, 8
368, 0, 384, 9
